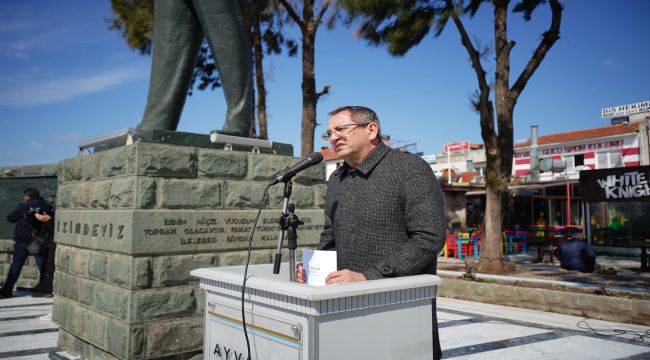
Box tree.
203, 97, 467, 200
278, 0, 335, 156
343, 0, 563, 273
247, 1, 298, 139
107, 0, 296, 138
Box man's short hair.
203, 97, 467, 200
23, 188, 40, 199
328, 105, 381, 137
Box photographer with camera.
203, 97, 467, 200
0, 188, 54, 298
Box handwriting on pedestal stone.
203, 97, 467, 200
56, 220, 125, 240
139, 215, 323, 246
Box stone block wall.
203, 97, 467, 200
0, 164, 58, 289
52, 142, 325, 359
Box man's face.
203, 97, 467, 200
23, 194, 30, 202
328, 110, 375, 160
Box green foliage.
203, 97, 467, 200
107, 0, 154, 54
342, 0, 441, 56
342, 0, 549, 56
462, 0, 547, 20
253, 2, 299, 57
513, 0, 547, 21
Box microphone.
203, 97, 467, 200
269, 152, 323, 186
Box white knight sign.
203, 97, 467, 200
596, 171, 650, 200
581, 166, 650, 203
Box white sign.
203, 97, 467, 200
302, 250, 337, 286
601, 100, 650, 118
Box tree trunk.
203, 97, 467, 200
300, 14, 317, 156
476, 134, 515, 274
478, 186, 503, 272
474, 0, 515, 274
251, 4, 268, 140
446, 0, 561, 274
279, 0, 329, 157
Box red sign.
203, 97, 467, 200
444, 141, 470, 153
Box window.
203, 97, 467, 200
597, 152, 608, 169
574, 154, 585, 167
610, 151, 622, 168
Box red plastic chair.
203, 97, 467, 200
445, 234, 458, 258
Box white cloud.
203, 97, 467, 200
603, 58, 615, 66
0, 67, 145, 107
51, 132, 85, 144
0, 20, 30, 33
31, 141, 45, 150
1, 28, 71, 59
13, 50, 29, 60
1, 26, 106, 60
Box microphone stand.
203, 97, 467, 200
272, 181, 304, 281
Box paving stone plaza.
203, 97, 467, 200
1, 294, 648, 359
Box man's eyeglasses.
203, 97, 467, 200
321, 122, 370, 141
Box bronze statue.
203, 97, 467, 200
137, 0, 253, 137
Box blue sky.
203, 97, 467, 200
0, 0, 648, 166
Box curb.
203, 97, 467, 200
437, 275, 650, 326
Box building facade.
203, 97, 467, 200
512, 122, 643, 180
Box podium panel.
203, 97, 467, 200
192, 264, 440, 360
206, 300, 304, 359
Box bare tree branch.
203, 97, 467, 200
315, 0, 332, 28
279, 0, 306, 32
446, 1, 489, 100
446, 0, 496, 139
510, 0, 562, 97
316, 85, 330, 99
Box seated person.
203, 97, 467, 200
553, 236, 596, 273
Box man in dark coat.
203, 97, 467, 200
554, 237, 596, 273
0, 188, 53, 298
296, 106, 446, 359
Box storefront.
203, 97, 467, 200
421, 101, 650, 239
508, 180, 582, 230
507, 116, 649, 238
580, 165, 650, 252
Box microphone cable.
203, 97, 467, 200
576, 320, 650, 343
241, 184, 271, 360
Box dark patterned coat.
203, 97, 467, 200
318, 142, 445, 280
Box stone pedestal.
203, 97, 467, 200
51, 141, 325, 359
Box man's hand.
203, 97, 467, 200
295, 263, 307, 283
325, 269, 366, 284
35, 213, 51, 222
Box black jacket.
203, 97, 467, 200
6, 197, 53, 244
554, 240, 596, 273
318, 142, 445, 279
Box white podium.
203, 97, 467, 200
191, 264, 441, 360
